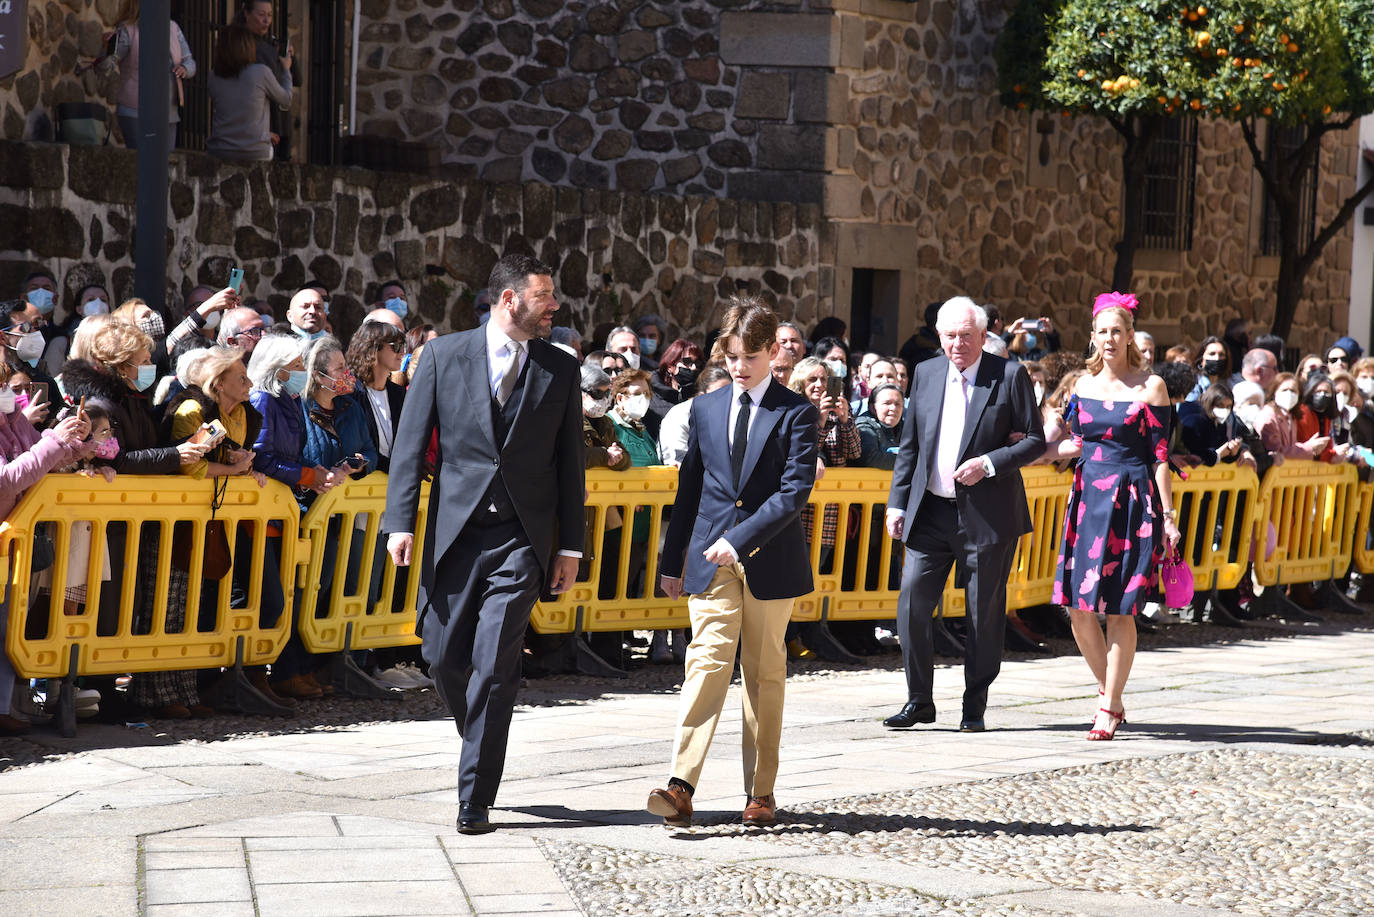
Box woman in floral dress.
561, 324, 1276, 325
1051, 293, 1181, 740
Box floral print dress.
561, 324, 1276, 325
1053, 395, 1171, 616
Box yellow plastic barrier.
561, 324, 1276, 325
1252, 459, 1359, 586
1351, 480, 1374, 574
1, 474, 299, 679
808, 468, 908, 622
1170, 463, 1259, 591
295, 472, 426, 653
1004, 465, 1075, 612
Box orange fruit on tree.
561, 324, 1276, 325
1197, 5, 1207, 14
1187, 10, 1199, 21
1190, 99, 1201, 110
1262, 105, 1273, 115
1287, 42, 1299, 53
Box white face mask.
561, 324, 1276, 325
14, 331, 44, 363
1337, 392, 1350, 412
82, 298, 109, 317
618, 350, 641, 371
583, 392, 611, 418
824, 359, 848, 379
1358, 377, 1374, 398
1275, 390, 1299, 412
1236, 402, 1262, 428
0, 385, 14, 414
1212, 408, 1231, 424
619, 393, 650, 421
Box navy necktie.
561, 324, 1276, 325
732, 391, 751, 487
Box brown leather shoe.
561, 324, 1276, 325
742, 794, 776, 826
273, 674, 323, 699
646, 785, 693, 827
248, 669, 297, 707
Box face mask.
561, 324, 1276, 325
137, 314, 166, 341
639, 336, 658, 356
27, 288, 55, 315
1236, 402, 1261, 428
0, 386, 14, 414
1203, 359, 1225, 376
322, 371, 355, 396
385, 297, 408, 320
282, 370, 309, 397
1212, 408, 1231, 424
133, 363, 157, 392
1033, 383, 1045, 404
203, 310, 222, 331
1310, 392, 1332, 412
1023, 333, 1038, 351
82, 298, 109, 317
674, 366, 696, 389
1275, 390, 1299, 412
583, 392, 611, 418
824, 359, 848, 379
619, 350, 640, 371
1358, 378, 1374, 399
294, 325, 323, 342
93, 435, 120, 460
14, 331, 44, 363
1337, 392, 1350, 412
619, 393, 650, 421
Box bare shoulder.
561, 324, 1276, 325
1142, 374, 1170, 407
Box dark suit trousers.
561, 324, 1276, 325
419, 517, 542, 807
897, 496, 1015, 717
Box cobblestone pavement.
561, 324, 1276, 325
1, 622, 1372, 916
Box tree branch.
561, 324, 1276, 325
1240, 119, 1283, 204
1297, 169, 1374, 277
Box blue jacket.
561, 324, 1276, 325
250, 389, 308, 486
302, 393, 379, 476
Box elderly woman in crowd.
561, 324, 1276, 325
62, 321, 212, 717
0, 366, 91, 734
855, 383, 904, 470
248, 332, 337, 700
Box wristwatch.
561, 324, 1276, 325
1162, 508, 1178, 520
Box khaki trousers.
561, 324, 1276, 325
670, 563, 795, 796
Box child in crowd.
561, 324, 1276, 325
38, 402, 118, 616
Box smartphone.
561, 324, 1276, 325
1026, 319, 1045, 333
347, 453, 369, 472
228, 267, 244, 294
825, 374, 843, 399
189, 419, 227, 449
31, 382, 48, 406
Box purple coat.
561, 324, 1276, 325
0, 409, 82, 520
250, 388, 308, 486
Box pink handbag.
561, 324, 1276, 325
1160, 549, 1195, 607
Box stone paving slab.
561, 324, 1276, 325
1, 628, 1373, 915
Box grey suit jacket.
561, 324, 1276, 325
383, 329, 586, 603
887, 353, 1045, 546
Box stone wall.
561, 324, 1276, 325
820, 0, 1357, 354
0, 140, 826, 338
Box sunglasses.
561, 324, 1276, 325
386, 342, 406, 354
3, 322, 36, 335
1328, 355, 1349, 364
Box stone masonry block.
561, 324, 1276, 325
793, 71, 848, 123
757, 124, 827, 172
735, 72, 790, 120
720, 12, 837, 68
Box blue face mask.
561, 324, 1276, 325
639, 336, 658, 357
133, 363, 157, 392
1024, 333, 1038, 351
294, 325, 324, 342
282, 370, 308, 397
27, 288, 55, 315
385, 297, 408, 320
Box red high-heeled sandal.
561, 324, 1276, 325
1090, 690, 1126, 726
1088, 707, 1125, 740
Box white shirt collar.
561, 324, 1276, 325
948, 356, 981, 386
485, 319, 522, 357
734, 375, 772, 406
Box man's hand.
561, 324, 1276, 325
197, 287, 239, 318
660, 575, 685, 601
548, 554, 579, 594
953, 456, 988, 485
885, 509, 904, 540
702, 538, 735, 566
387, 533, 413, 566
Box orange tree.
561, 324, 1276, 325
997, 0, 1207, 292
1182, 0, 1374, 338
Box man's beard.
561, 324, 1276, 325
511, 295, 549, 339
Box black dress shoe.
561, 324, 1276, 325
457, 802, 495, 835
959, 718, 986, 732
883, 701, 936, 728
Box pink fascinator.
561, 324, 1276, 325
1092, 291, 1139, 317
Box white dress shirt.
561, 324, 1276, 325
728, 375, 773, 449
486, 320, 526, 399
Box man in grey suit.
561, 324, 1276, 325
385, 254, 585, 834
883, 297, 1045, 732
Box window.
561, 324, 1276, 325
1135, 118, 1198, 251
175, 0, 232, 153
1260, 124, 1319, 257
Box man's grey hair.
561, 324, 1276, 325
551, 326, 582, 347
580, 363, 610, 391
777, 321, 802, 334
246, 332, 305, 397
983, 334, 1008, 357
1134, 331, 1154, 347
605, 325, 635, 349
218, 307, 260, 345
1243, 348, 1277, 371
632, 314, 666, 334
935, 296, 988, 333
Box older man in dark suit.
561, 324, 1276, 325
385, 254, 584, 834
884, 296, 1045, 733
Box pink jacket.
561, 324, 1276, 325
0, 410, 81, 520
1254, 404, 1319, 460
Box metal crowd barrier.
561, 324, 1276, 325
1251, 460, 1360, 587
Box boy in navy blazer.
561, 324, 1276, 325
647, 297, 819, 827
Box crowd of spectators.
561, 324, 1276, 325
0, 274, 1367, 733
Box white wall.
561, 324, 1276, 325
1349, 116, 1374, 349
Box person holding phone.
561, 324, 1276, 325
788, 356, 859, 571
1007, 316, 1056, 362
